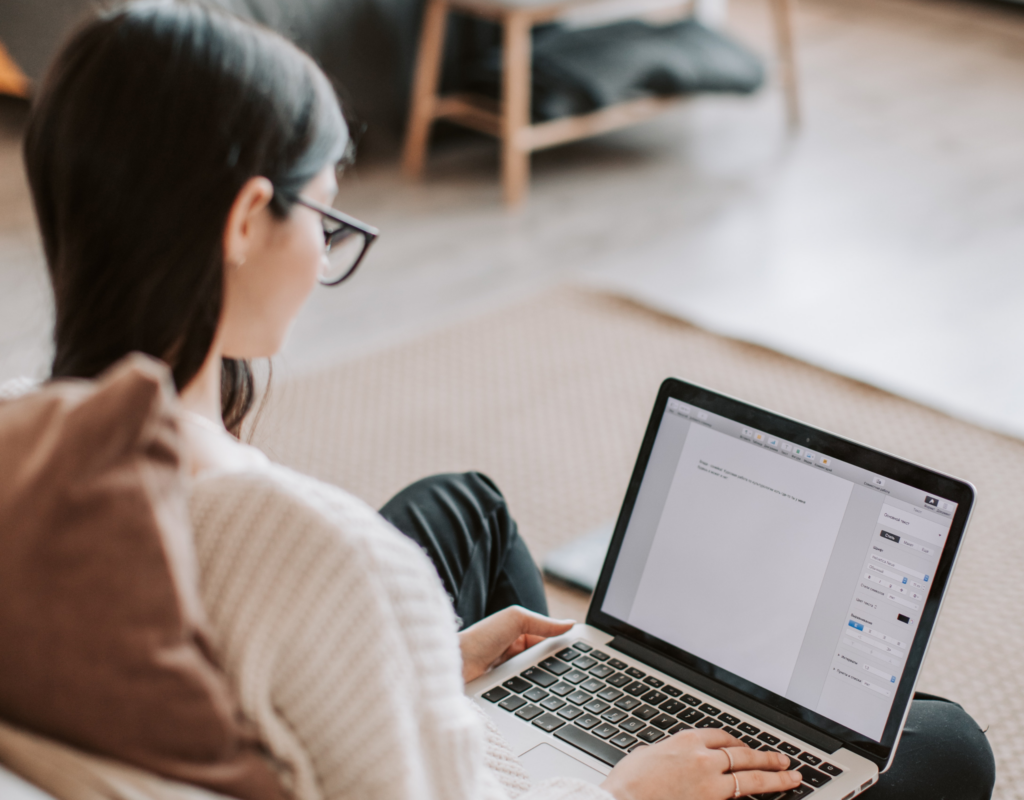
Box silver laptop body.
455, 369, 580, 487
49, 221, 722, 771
467, 378, 975, 800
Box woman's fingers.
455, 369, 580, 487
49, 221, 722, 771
721, 747, 794, 774
726, 768, 803, 797
459, 606, 576, 683
691, 729, 744, 751
503, 606, 576, 638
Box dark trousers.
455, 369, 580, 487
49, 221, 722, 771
380, 472, 995, 800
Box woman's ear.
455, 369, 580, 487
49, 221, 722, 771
222, 176, 275, 268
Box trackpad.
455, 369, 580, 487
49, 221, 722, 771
520, 743, 607, 785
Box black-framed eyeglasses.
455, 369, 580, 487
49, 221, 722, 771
288, 194, 380, 286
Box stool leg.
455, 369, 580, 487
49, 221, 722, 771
501, 12, 532, 207
770, 0, 801, 130
403, 0, 450, 179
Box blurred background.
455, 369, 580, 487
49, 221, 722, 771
3, 0, 1023, 428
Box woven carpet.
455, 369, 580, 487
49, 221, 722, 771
252, 288, 1023, 799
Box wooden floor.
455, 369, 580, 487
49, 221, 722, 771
1, 0, 1023, 389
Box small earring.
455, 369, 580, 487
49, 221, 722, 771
234, 256, 246, 270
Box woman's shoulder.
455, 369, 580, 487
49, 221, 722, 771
188, 462, 423, 569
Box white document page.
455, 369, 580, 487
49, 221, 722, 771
626, 424, 855, 696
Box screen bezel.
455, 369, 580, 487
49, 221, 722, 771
586, 378, 975, 770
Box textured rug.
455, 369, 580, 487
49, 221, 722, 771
252, 288, 1023, 800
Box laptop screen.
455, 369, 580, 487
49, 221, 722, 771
599, 394, 961, 746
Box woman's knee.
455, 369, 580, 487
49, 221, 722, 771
869, 696, 995, 800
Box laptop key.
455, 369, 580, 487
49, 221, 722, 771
798, 753, 821, 766
524, 687, 548, 702
591, 650, 610, 661
516, 705, 543, 721
533, 713, 565, 733
572, 642, 593, 652
638, 727, 665, 743
608, 658, 628, 670
660, 699, 686, 715
723, 727, 742, 738
720, 713, 740, 726
669, 722, 692, 734
503, 676, 532, 693
581, 679, 605, 693
643, 676, 664, 688
634, 705, 658, 721
540, 696, 566, 711
679, 708, 705, 724
819, 763, 843, 776
696, 718, 724, 729
574, 656, 598, 671
619, 717, 646, 733
523, 666, 560, 687
642, 690, 667, 706
699, 703, 722, 716
584, 700, 610, 715
499, 695, 527, 712
598, 688, 623, 702
592, 723, 618, 739
625, 681, 648, 697
778, 786, 814, 800
557, 648, 580, 661
614, 697, 642, 711
741, 736, 760, 748
549, 682, 574, 697
758, 732, 781, 746
607, 673, 632, 688
797, 766, 831, 788
779, 743, 801, 757
482, 687, 510, 703
602, 708, 628, 724
567, 690, 592, 705
576, 714, 601, 730
558, 705, 583, 720
682, 694, 702, 706
626, 667, 647, 679
739, 722, 761, 736
611, 732, 638, 749
663, 685, 682, 697
563, 670, 589, 684
590, 664, 615, 679
554, 725, 628, 766
651, 714, 677, 730
539, 657, 571, 676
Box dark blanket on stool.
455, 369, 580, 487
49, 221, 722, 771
458, 19, 765, 122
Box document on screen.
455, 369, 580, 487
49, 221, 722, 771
625, 423, 855, 696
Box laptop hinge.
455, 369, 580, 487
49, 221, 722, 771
610, 636, 844, 754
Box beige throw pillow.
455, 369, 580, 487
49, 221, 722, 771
0, 354, 288, 800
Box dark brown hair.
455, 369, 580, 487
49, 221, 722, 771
23, 0, 348, 432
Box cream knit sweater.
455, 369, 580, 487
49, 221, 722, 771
189, 461, 614, 800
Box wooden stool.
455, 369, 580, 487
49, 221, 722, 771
402, 0, 800, 207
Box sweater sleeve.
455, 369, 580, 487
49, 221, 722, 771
188, 465, 613, 800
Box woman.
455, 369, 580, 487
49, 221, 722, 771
22, 3, 994, 800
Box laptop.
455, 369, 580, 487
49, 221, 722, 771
467, 378, 975, 799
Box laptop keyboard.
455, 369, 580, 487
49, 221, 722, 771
482, 641, 844, 799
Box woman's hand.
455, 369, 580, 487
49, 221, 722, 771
458, 606, 575, 683
601, 729, 803, 800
